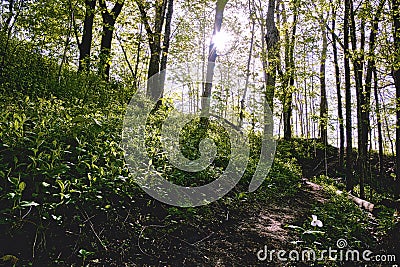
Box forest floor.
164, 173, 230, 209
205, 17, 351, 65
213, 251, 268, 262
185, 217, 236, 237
181, 183, 330, 266
127, 180, 400, 267
119, 182, 331, 266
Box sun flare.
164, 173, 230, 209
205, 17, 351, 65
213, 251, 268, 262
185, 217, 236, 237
212, 30, 231, 53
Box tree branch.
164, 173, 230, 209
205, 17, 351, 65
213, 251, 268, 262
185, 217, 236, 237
134, 0, 154, 45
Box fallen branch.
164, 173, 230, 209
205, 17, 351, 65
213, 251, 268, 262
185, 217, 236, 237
304, 180, 374, 212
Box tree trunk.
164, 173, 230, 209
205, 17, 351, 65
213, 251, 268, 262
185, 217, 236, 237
160, 0, 173, 73
239, 12, 255, 128
78, 0, 96, 72
99, 20, 114, 79
0, 0, 22, 70
159, 0, 174, 94
116, 32, 135, 81
349, 0, 366, 199
98, 0, 124, 80
331, 6, 344, 169
287, 7, 298, 141
136, 0, 173, 100
319, 25, 328, 145
133, 24, 143, 89
264, 0, 279, 112
59, 5, 74, 81
282, 0, 298, 141
374, 67, 384, 177
200, 0, 228, 125
364, 0, 385, 177
344, 0, 354, 191
393, 0, 400, 197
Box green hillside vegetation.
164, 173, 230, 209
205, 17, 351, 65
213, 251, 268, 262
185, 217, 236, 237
0, 34, 398, 266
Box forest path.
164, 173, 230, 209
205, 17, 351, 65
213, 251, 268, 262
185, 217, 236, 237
187, 183, 330, 266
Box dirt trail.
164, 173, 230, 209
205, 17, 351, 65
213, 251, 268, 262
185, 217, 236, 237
180, 184, 330, 266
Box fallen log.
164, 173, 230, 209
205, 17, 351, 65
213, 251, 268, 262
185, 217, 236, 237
304, 181, 374, 212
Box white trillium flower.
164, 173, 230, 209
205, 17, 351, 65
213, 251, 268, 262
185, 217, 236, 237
311, 215, 323, 227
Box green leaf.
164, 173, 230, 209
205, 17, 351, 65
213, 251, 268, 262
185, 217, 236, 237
56, 180, 65, 193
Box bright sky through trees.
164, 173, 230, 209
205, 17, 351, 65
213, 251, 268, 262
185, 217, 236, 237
212, 30, 232, 53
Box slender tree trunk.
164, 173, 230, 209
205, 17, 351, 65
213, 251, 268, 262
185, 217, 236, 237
78, 0, 96, 72
304, 45, 309, 139
281, 2, 290, 140
136, 0, 172, 100
331, 6, 344, 169
264, 0, 279, 112
248, 0, 279, 193
59, 6, 74, 81
374, 67, 384, 177
282, 0, 298, 140
344, 0, 353, 191
239, 10, 255, 128
319, 25, 328, 145
380, 88, 395, 156
160, 0, 173, 73
200, 0, 228, 125
349, 0, 366, 198
392, 0, 400, 197
254, 0, 268, 111
364, 0, 385, 177
133, 24, 143, 89
116, 32, 135, 81
159, 0, 174, 94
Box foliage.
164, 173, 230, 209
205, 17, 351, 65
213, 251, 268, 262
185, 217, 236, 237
0, 33, 133, 105
0, 40, 306, 264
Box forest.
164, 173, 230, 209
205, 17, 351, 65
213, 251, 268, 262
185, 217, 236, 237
0, 0, 399, 265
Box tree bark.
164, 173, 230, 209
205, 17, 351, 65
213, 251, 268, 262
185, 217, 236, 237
364, 0, 385, 178
264, 0, 279, 112
59, 4, 74, 81
392, 0, 400, 197
158, 0, 173, 95
116, 32, 135, 81
331, 5, 344, 169
344, 0, 354, 191
239, 4, 255, 128
373, 67, 384, 177
0, 0, 22, 70
200, 0, 228, 125
349, 0, 366, 198
98, 0, 124, 80
282, 0, 298, 141
160, 0, 173, 73
136, 0, 174, 100
78, 0, 96, 72
133, 24, 143, 89
319, 24, 328, 145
